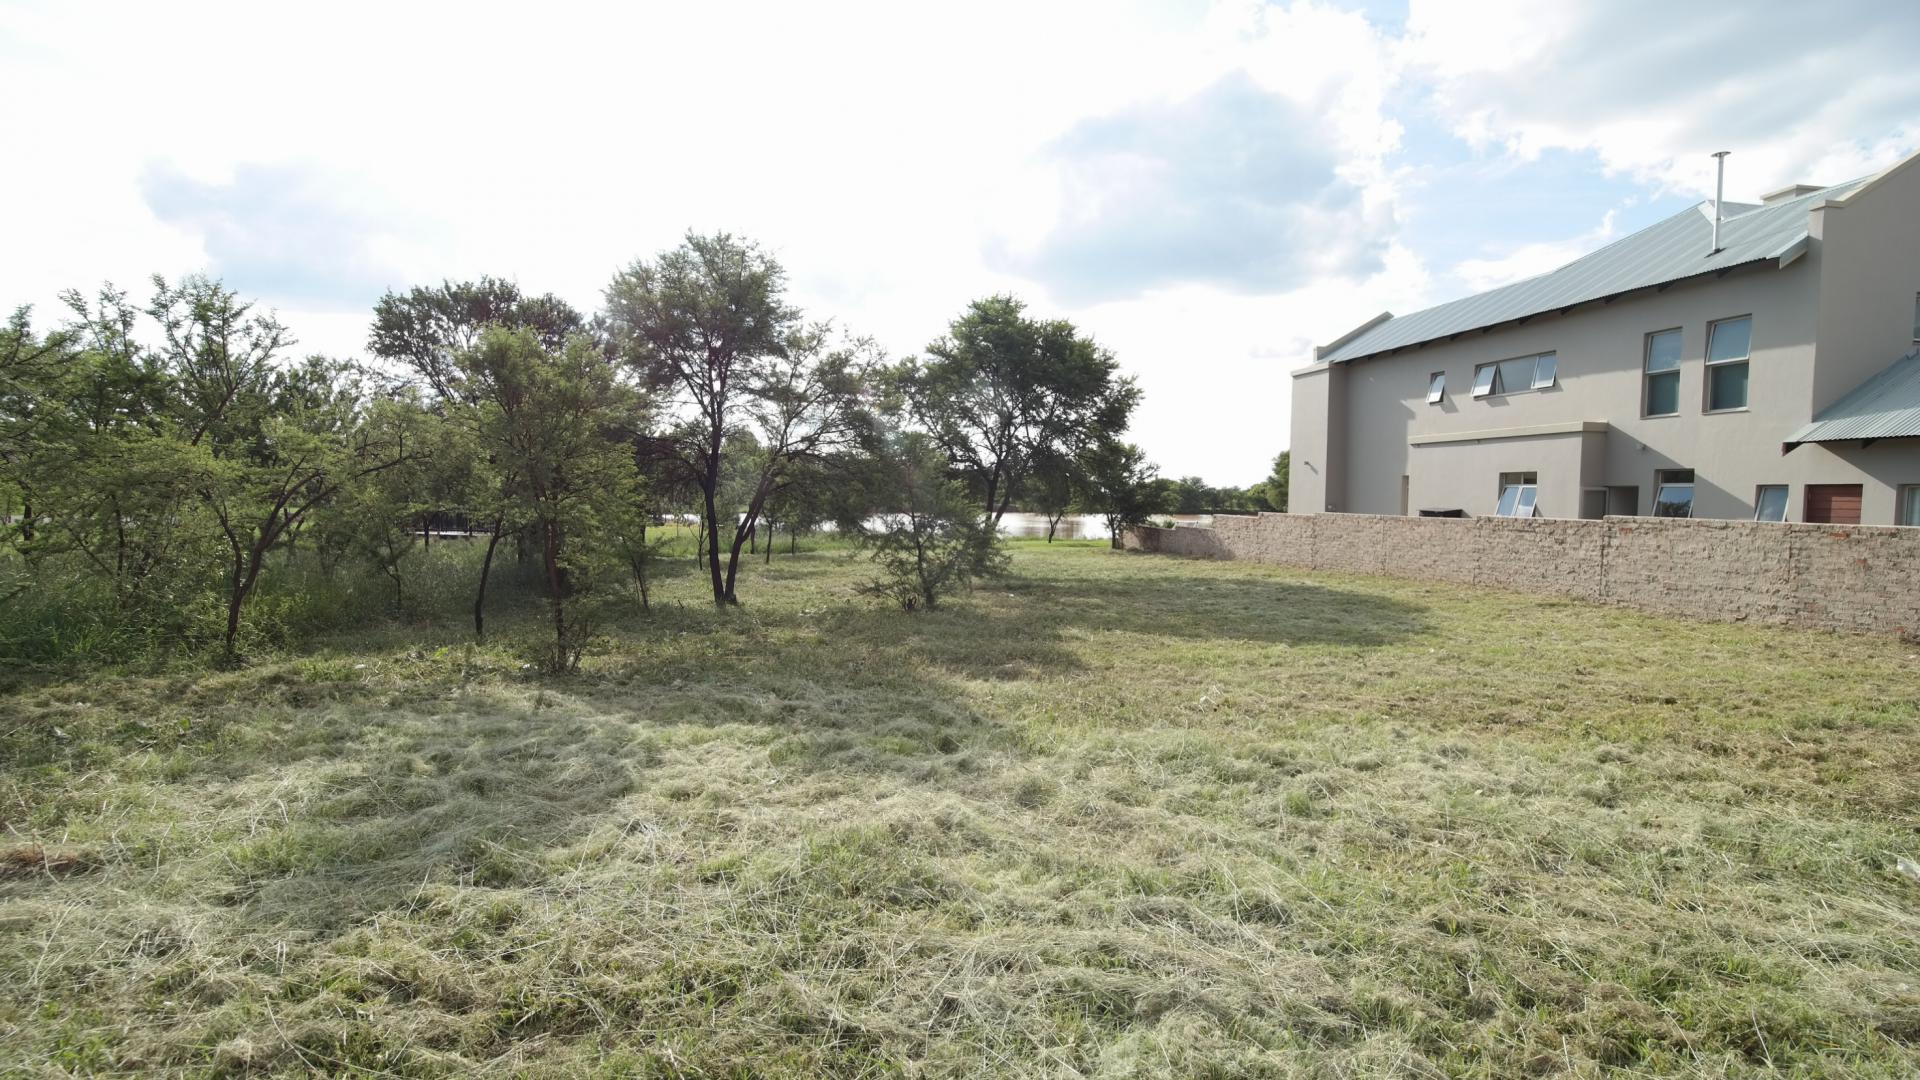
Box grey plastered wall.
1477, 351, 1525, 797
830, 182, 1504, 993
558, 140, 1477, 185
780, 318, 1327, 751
1808, 156, 1920, 522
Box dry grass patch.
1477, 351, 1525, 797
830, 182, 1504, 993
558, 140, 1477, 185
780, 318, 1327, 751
3, 542, 1919, 1077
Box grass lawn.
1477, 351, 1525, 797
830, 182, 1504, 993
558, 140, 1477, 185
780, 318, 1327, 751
4, 542, 1919, 1077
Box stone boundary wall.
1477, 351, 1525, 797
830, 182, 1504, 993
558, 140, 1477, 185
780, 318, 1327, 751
1122, 514, 1920, 637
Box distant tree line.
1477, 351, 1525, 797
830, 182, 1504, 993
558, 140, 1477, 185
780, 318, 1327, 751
1012, 448, 1290, 537
0, 233, 1172, 670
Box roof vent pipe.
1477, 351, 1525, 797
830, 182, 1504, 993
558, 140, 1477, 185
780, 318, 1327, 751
1710, 150, 1730, 255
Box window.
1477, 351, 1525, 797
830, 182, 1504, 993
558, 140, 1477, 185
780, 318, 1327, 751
1472, 364, 1497, 397
1912, 294, 1919, 344
1899, 485, 1920, 527
1705, 315, 1752, 411
1653, 469, 1695, 518
1643, 328, 1682, 416
1754, 485, 1788, 523
1471, 353, 1556, 398
1427, 371, 1445, 404
1495, 471, 1538, 517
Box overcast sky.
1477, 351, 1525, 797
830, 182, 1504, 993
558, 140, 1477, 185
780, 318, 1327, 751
4, 0, 1917, 485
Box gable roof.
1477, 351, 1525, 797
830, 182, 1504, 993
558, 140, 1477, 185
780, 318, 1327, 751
1785, 350, 1920, 448
1317, 178, 1869, 366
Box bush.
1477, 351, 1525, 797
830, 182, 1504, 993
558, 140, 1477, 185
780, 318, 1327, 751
853, 434, 1007, 611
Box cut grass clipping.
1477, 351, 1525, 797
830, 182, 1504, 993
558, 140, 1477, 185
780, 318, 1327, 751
4, 542, 1919, 1076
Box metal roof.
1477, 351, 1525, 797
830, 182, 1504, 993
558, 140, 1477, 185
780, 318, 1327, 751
1785, 349, 1920, 447
1318, 179, 1868, 365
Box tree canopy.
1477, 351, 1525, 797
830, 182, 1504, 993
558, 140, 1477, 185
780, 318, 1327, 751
899, 296, 1138, 526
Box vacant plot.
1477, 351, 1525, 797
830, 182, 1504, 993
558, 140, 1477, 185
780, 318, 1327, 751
3, 543, 1919, 1077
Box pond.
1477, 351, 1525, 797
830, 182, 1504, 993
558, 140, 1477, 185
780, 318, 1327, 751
992, 512, 1216, 540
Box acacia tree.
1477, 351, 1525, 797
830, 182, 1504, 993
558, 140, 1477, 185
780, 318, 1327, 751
369, 277, 586, 408
604, 232, 821, 606
368, 277, 589, 631
1026, 449, 1079, 542
1254, 449, 1290, 512
1079, 438, 1164, 550
716, 326, 876, 596
325, 393, 443, 609
201, 356, 413, 660
460, 326, 640, 671
850, 431, 1006, 611
0, 289, 199, 602
899, 296, 1138, 526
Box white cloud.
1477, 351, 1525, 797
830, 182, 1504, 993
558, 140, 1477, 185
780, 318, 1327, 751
2, 0, 1917, 485
1400, 0, 1920, 199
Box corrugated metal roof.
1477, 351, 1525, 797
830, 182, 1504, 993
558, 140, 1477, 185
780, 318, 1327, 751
1319, 179, 1868, 365
1785, 350, 1920, 446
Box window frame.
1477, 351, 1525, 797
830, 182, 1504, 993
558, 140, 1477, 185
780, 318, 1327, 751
1495, 471, 1539, 518
1471, 353, 1556, 399
1899, 484, 1920, 527
1426, 371, 1446, 405
1703, 314, 1753, 413
1754, 484, 1789, 523
1642, 327, 1683, 418
1912, 293, 1919, 345
1652, 468, 1696, 519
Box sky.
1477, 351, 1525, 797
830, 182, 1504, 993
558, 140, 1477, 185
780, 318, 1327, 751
3, 0, 1918, 486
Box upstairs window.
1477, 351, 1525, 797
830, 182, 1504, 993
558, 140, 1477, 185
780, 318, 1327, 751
1495, 471, 1539, 517
1472, 364, 1496, 397
1427, 371, 1445, 404
1754, 484, 1788, 523
1705, 315, 1752, 411
1653, 469, 1695, 518
1644, 328, 1682, 416
1471, 353, 1557, 398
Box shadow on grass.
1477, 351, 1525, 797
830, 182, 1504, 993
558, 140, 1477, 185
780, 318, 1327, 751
206, 699, 651, 927
1005, 569, 1431, 649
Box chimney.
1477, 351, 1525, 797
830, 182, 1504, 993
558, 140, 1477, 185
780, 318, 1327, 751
1710, 151, 1730, 255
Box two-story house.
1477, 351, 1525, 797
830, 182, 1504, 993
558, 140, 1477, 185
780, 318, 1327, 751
1289, 150, 1920, 527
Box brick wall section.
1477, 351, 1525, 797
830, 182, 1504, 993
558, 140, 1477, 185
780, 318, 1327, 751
1123, 514, 1920, 637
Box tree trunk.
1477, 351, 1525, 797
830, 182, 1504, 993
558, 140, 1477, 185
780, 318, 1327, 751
542, 517, 568, 669
473, 518, 503, 638
702, 484, 728, 605
635, 522, 651, 613
723, 526, 750, 602
224, 539, 268, 662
